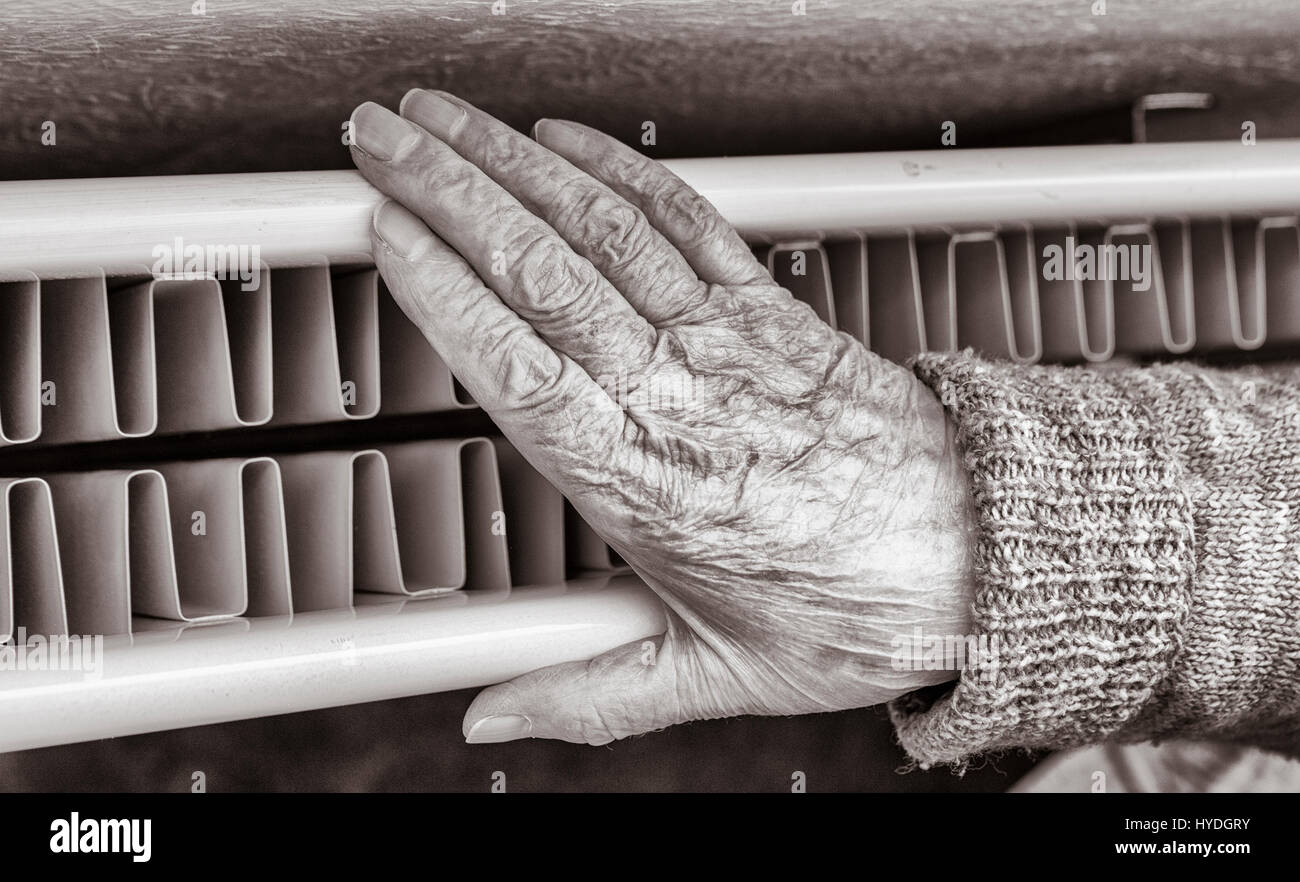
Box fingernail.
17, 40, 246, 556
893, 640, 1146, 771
401, 89, 468, 140
350, 101, 421, 162
465, 714, 533, 744
532, 119, 587, 154
373, 200, 430, 259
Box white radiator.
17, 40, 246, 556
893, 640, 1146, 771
0, 139, 1297, 752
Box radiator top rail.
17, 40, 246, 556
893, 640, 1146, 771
3, 140, 1299, 279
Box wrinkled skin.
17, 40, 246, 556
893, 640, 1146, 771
349, 91, 976, 745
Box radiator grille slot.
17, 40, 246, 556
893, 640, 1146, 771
0, 437, 624, 640
757, 214, 1300, 364
1, 263, 627, 643
0, 282, 40, 447
0, 266, 496, 451
1, 215, 1296, 639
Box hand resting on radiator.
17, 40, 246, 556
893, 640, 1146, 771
348, 91, 978, 745
350, 91, 1300, 765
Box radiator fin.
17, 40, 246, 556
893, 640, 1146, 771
0, 438, 622, 636
0, 215, 1296, 642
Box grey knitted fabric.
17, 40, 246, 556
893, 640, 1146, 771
889, 351, 1300, 770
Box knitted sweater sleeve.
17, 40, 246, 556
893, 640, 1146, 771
889, 351, 1300, 769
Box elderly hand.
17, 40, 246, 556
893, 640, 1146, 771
348, 91, 976, 745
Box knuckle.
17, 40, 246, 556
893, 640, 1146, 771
581, 194, 653, 267
511, 235, 577, 307
569, 649, 682, 745
575, 669, 631, 745
511, 235, 612, 322
655, 183, 713, 236
549, 182, 599, 233
551, 187, 653, 266
476, 123, 531, 172
415, 145, 474, 194
514, 367, 568, 413
591, 147, 635, 189
598, 141, 656, 191
695, 207, 732, 249
491, 328, 564, 405
476, 125, 558, 201
575, 707, 618, 745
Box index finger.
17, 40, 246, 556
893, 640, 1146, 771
349, 101, 657, 384
370, 200, 632, 484
400, 89, 706, 327
532, 119, 770, 289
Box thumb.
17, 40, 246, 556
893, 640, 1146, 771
463, 633, 698, 745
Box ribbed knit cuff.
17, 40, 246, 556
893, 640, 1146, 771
888, 351, 1196, 770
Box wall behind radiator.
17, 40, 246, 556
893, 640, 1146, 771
2, 0, 1300, 179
